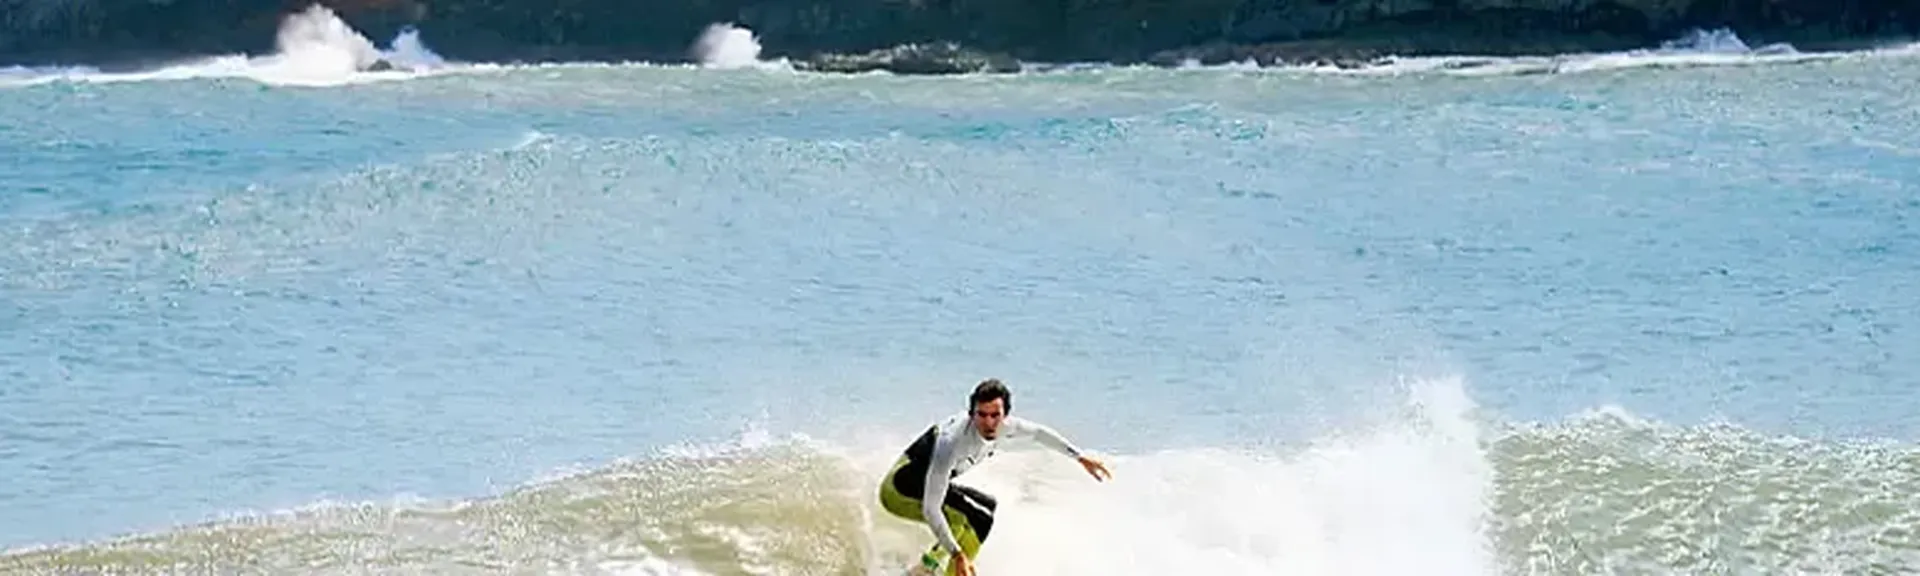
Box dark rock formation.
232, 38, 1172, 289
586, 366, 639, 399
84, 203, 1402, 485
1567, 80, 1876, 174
797, 41, 1021, 74
2, 0, 1916, 73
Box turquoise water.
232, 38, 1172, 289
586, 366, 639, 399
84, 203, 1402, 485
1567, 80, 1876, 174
3, 28, 1920, 575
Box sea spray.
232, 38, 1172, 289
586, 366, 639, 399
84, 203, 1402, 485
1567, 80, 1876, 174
690, 23, 765, 69
253, 3, 384, 84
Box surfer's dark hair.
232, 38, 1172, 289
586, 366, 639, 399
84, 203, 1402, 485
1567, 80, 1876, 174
970, 378, 1011, 414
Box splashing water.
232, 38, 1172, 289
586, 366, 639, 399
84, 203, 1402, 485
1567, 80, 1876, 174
251, 3, 385, 84
690, 23, 769, 70
0, 378, 1503, 576
0, 3, 451, 87
383, 25, 449, 71
1658, 27, 1796, 55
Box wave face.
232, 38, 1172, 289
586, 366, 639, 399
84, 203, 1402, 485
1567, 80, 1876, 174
4, 30, 1920, 576
5, 380, 1919, 574
1494, 410, 1920, 574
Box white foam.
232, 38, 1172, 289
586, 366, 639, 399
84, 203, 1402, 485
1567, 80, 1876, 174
596, 556, 714, 576
687, 23, 792, 72
385, 25, 448, 70
246, 4, 386, 86
0, 64, 100, 81
0, 3, 457, 88
1173, 27, 1909, 78
1546, 28, 1820, 75
859, 376, 1497, 576
689, 23, 761, 69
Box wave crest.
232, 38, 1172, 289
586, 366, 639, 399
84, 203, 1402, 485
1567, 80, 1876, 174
10, 375, 1920, 574
1, 378, 1499, 575
0, 3, 455, 88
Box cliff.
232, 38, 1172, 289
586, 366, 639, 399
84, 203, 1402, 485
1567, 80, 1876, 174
3, 0, 1916, 72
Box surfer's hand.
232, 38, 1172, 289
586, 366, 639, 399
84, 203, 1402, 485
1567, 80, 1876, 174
1077, 455, 1112, 482
950, 551, 975, 576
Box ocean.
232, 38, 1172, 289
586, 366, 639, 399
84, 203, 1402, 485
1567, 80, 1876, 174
2, 11, 1919, 576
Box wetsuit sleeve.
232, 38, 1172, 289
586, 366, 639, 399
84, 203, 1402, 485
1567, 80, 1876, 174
1007, 416, 1083, 459
921, 431, 965, 556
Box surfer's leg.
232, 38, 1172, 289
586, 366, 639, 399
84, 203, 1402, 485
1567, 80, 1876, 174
937, 482, 995, 576
942, 483, 997, 548
878, 456, 923, 522
877, 456, 998, 572
878, 459, 966, 573
879, 469, 980, 550
937, 506, 981, 576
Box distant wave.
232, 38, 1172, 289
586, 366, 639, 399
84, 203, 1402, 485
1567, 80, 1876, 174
1153, 28, 1919, 78
6, 16, 1917, 90
0, 5, 460, 88
0, 14, 799, 89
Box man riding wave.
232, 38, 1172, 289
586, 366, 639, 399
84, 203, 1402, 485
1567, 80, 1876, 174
876, 378, 1113, 576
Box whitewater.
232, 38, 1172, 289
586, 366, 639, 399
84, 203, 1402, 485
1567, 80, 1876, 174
4, 6, 1920, 575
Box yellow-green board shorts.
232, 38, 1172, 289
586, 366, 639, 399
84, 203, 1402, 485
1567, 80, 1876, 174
877, 454, 999, 565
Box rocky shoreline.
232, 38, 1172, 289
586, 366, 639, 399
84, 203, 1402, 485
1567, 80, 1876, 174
2, 0, 1916, 75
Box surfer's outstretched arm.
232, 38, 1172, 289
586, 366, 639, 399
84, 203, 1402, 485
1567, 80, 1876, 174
1005, 416, 1083, 458
1006, 416, 1112, 481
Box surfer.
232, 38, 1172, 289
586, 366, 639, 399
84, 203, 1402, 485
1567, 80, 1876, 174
877, 378, 1113, 576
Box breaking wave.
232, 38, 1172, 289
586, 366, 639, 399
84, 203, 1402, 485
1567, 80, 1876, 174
4, 377, 1917, 575
6, 19, 1918, 90
1217, 28, 1918, 77
0, 4, 457, 88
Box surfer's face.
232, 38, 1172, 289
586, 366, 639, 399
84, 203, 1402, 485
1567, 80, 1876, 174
970, 398, 1006, 439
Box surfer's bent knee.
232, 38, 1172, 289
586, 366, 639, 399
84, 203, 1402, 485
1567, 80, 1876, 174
879, 457, 995, 551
